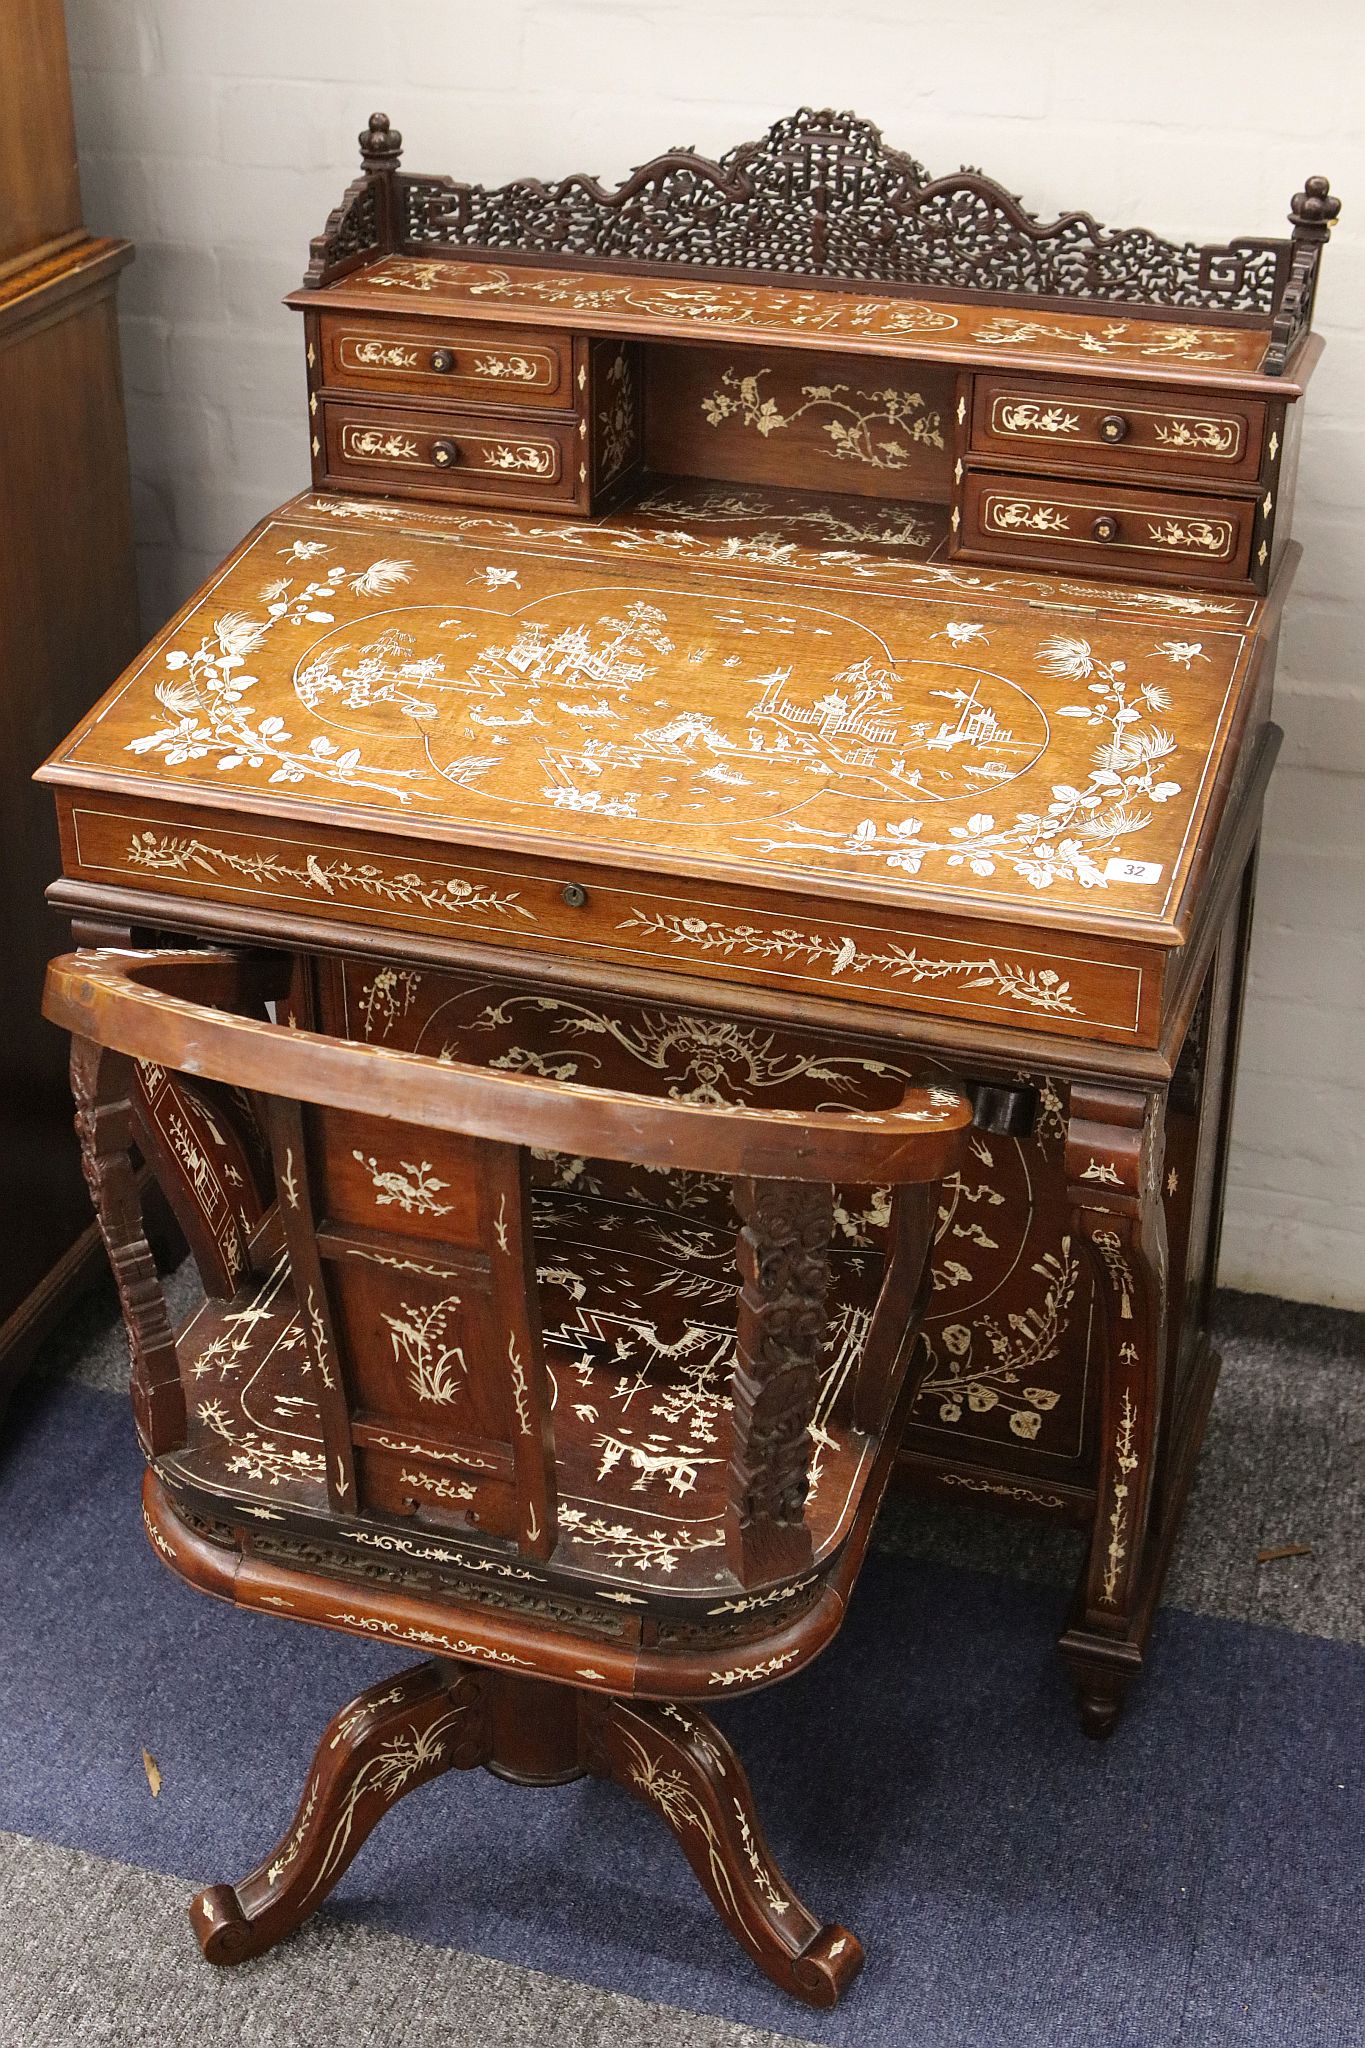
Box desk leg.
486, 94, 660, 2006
1060, 1084, 1169, 1738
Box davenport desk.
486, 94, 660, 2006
38, 111, 1339, 1735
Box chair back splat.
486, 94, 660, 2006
46, 945, 971, 2007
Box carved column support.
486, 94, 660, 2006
69, 1037, 186, 1458
1060, 1080, 1169, 1738
583, 1693, 863, 2008
725, 1176, 834, 1585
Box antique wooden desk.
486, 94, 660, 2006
39, 111, 1338, 1735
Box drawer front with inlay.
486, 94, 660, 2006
969, 375, 1266, 484
959, 470, 1255, 584
319, 316, 574, 408
319, 399, 585, 508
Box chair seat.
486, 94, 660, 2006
161, 1185, 889, 1601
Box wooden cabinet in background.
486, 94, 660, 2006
0, 0, 141, 1408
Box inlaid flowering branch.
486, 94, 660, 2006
702, 367, 944, 469
124, 558, 432, 801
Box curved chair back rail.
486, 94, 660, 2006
44, 948, 971, 1182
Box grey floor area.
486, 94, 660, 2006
3, 1276, 1362, 2048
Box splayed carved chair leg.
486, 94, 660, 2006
584, 1694, 863, 2008
193, 1660, 487, 1964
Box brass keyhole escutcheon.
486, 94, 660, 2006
1092, 513, 1120, 542
431, 439, 459, 467
561, 882, 589, 909
1098, 413, 1129, 443
430, 347, 455, 373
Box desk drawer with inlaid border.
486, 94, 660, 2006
968, 374, 1267, 484
317, 397, 587, 510
56, 800, 1161, 1047
317, 315, 575, 409
958, 470, 1256, 585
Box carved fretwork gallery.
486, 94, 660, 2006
39, 107, 1336, 2000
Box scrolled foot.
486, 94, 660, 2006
588, 1696, 863, 2009
192, 1882, 256, 1965
187, 1659, 487, 1965
791, 1923, 865, 2006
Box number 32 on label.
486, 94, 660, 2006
1103, 857, 1164, 885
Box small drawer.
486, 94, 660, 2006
959, 470, 1255, 584
969, 375, 1266, 484
319, 315, 573, 409
319, 399, 585, 509
356, 1438, 519, 1541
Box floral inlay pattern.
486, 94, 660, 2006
125, 831, 532, 921
973, 316, 1238, 362
1101, 1387, 1139, 1602
596, 346, 637, 486
994, 401, 1082, 437
63, 512, 1252, 937
701, 367, 944, 471
195, 1399, 325, 1489
1144, 518, 1233, 557
348, 339, 421, 370
348, 258, 1271, 375
557, 1507, 726, 1576
471, 352, 543, 381
342, 427, 423, 463
916, 1241, 1078, 1439
382, 1292, 466, 1405
1152, 417, 1240, 455
480, 440, 557, 476
984, 499, 1072, 535
748, 630, 1187, 895
352, 1152, 454, 1216
356, 966, 422, 1040
123, 566, 432, 800
617, 907, 1082, 1014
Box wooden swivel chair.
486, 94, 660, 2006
45, 946, 969, 2007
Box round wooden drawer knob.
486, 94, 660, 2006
430, 348, 455, 373
431, 439, 460, 467
1091, 513, 1120, 542
1098, 413, 1129, 443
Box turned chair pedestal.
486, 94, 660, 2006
193, 1655, 861, 2006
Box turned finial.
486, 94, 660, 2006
360, 111, 403, 173
1289, 175, 1340, 239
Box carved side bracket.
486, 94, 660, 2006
1265, 174, 1343, 373
303, 112, 403, 288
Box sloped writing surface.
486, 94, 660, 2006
46, 488, 1260, 934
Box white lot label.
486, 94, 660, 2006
1103, 857, 1164, 885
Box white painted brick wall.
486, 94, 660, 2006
62, 0, 1365, 1307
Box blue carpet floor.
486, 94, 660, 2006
2, 1373, 1361, 2047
